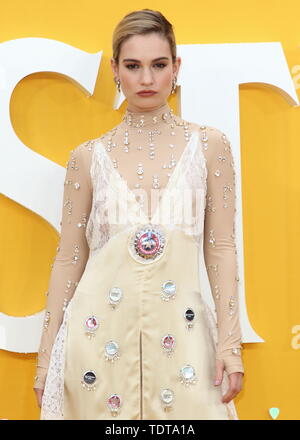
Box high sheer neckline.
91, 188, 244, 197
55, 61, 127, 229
121, 102, 175, 129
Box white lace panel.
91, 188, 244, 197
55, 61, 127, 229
40, 300, 72, 419
85, 129, 208, 257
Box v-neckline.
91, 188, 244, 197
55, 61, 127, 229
97, 129, 199, 224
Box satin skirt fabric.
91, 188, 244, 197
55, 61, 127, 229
42, 226, 237, 420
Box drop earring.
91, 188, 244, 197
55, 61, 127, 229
113, 77, 122, 109
171, 77, 177, 94
113, 77, 121, 93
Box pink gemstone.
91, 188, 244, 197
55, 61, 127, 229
163, 335, 174, 348
108, 394, 121, 409
86, 317, 98, 329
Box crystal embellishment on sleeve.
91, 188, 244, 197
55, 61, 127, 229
228, 296, 236, 317
209, 230, 216, 247
71, 245, 80, 264
43, 311, 51, 330
214, 285, 220, 300
77, 213, 87, 228
62, 298, 69, 312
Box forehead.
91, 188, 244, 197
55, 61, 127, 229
119, 33, 171, 61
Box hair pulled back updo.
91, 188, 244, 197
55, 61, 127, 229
112, 9, 177, 65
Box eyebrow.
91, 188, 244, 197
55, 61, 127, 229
122, 57, 170, 63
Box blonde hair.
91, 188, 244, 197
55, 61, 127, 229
112, 9, 177, 65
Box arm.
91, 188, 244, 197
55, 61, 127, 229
202, 126, 244, 376
33, 141, 93, 390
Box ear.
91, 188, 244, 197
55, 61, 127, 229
110, 57, 119, 78
174, 56, 181, 76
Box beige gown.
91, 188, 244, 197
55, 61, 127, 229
34, 102, 245, 420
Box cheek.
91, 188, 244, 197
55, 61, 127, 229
120, 71, 134, 89
160, 70, 173, 86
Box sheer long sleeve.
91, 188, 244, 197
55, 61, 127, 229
33, 141, 93, 390
202, 126, 244, 376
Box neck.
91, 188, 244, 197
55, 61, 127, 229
122, 102, 174, 128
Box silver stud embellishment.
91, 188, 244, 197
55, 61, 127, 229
161, 280, 176, 301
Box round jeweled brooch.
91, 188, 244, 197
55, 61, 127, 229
128, 224, 166, 264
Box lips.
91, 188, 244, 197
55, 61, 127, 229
137, 91, 157, 96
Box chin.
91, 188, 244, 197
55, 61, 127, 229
137, 96, 163, 104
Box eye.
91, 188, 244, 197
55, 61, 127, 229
126, 64, 139, 70
154, 63, 167, 69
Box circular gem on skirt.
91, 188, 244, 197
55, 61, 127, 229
81, 370, 97, 391
104, 340, 120, 362
161, 334, 176, 356
183, 307, 195, 330
179, 365, 197, 386
128, 224, 166, 264
108, 287, 123, 308
184, 308, 195, 321
107, 394, 122, 416
83, 371, 96, 384
160, 388, 175, 410
84, 316, 99, 338
161, 280, 176, 301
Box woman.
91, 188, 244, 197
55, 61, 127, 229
34, 8, 244, 420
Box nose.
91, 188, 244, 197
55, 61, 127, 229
140, 67, 154, 86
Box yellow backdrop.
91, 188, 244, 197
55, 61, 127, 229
0, 0, 299, 420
